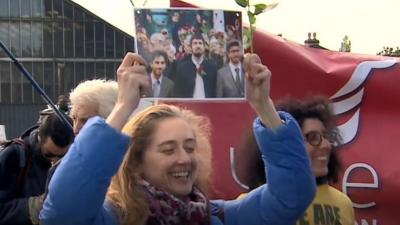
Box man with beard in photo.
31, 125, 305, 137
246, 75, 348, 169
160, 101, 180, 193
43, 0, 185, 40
143, 50, 175, 98
171, 33, 217, 98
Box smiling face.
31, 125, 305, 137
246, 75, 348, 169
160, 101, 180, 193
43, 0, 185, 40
139, 117, 198, 197
302, 118, 332, 178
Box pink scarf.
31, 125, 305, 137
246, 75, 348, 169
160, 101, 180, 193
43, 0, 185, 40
138, 180, 210, 225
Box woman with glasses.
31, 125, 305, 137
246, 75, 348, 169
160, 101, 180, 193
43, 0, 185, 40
236, 96, 355, 225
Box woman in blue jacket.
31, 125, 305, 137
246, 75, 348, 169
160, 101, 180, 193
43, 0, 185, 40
39, 53, 315, 225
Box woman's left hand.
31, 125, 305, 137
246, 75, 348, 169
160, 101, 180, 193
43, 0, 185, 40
244, 54, 282, 129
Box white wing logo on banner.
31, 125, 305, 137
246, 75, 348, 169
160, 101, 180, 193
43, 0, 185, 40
330, 59, 398, 144
230, 147, 249, 190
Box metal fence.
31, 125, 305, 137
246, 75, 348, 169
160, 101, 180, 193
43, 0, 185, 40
0, 103, 46, 138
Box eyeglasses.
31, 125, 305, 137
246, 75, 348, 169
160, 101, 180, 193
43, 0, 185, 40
304, 131, 335, 147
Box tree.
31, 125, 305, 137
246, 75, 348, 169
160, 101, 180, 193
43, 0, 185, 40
339, 35, 351, 52
377, 46, 400, 57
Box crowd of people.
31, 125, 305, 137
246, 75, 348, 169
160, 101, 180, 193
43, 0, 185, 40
0, 50, 355, 225
135, 9, 245, 98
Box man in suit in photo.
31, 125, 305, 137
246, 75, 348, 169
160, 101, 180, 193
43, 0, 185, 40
172, 33, 217, 98
143, 50, 175, 98
216, 39, 245, 98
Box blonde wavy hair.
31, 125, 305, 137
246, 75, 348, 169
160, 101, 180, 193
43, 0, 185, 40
106, 104, 212, 225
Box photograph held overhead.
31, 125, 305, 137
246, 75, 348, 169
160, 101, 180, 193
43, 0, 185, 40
134, 8, 245, 100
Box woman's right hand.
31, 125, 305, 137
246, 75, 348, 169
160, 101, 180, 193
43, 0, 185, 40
106, 53, 149, 131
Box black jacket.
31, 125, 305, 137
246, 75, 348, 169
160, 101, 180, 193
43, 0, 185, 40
172, 56, 217, 98
0, 126, 51, 225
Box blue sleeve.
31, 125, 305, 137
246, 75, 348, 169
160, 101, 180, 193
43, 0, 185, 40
221, 112, 316, 225
39, 117, 130, 225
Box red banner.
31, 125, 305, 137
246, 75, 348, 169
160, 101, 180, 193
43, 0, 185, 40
165, 1, 400, 224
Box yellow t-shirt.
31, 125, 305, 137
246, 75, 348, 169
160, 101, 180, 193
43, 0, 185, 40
297, 184, 355, 225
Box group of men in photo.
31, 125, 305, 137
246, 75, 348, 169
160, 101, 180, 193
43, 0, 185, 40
144, 35, 245, 99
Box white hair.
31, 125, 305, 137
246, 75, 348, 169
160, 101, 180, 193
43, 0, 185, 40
69, 79, 118, 118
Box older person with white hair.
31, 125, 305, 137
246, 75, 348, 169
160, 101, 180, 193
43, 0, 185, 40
69, 79, 118, 135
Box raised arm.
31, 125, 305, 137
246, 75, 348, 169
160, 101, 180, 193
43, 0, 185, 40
106, 53, 149, 130
39, 53, 149, 225
216, 54, 316, 225
243, 54, 282, 129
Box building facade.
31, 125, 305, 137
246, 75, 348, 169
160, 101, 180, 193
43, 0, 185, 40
0, 0, 135, 137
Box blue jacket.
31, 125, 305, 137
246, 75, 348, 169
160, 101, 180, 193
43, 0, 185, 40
40, 112, 315, 225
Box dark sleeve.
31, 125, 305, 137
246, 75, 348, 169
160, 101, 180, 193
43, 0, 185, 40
173, 60, 187, 97
167, 79, 175, 98
205, 63, 217, 98
165, 60, 177, 80
0, 198, 32, 225
43, 161, 60, 198
216, 68, 223, 98
171, 60, 188, 98
0, 146, 32, 225
211, 64, 218, 97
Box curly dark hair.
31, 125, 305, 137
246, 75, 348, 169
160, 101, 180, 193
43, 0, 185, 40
276, 95, 342, 184
236, 95, 342, 189
150, 50, 169, 65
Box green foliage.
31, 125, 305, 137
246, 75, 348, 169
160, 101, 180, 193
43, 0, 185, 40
235, 0, 278, 53
377, 46, 400, 57
247, 11, 256, 24
235, 0, 248, 7
254, 3, 267, 15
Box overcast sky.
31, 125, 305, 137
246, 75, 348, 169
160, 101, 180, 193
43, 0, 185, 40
72, 0, 399, 55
